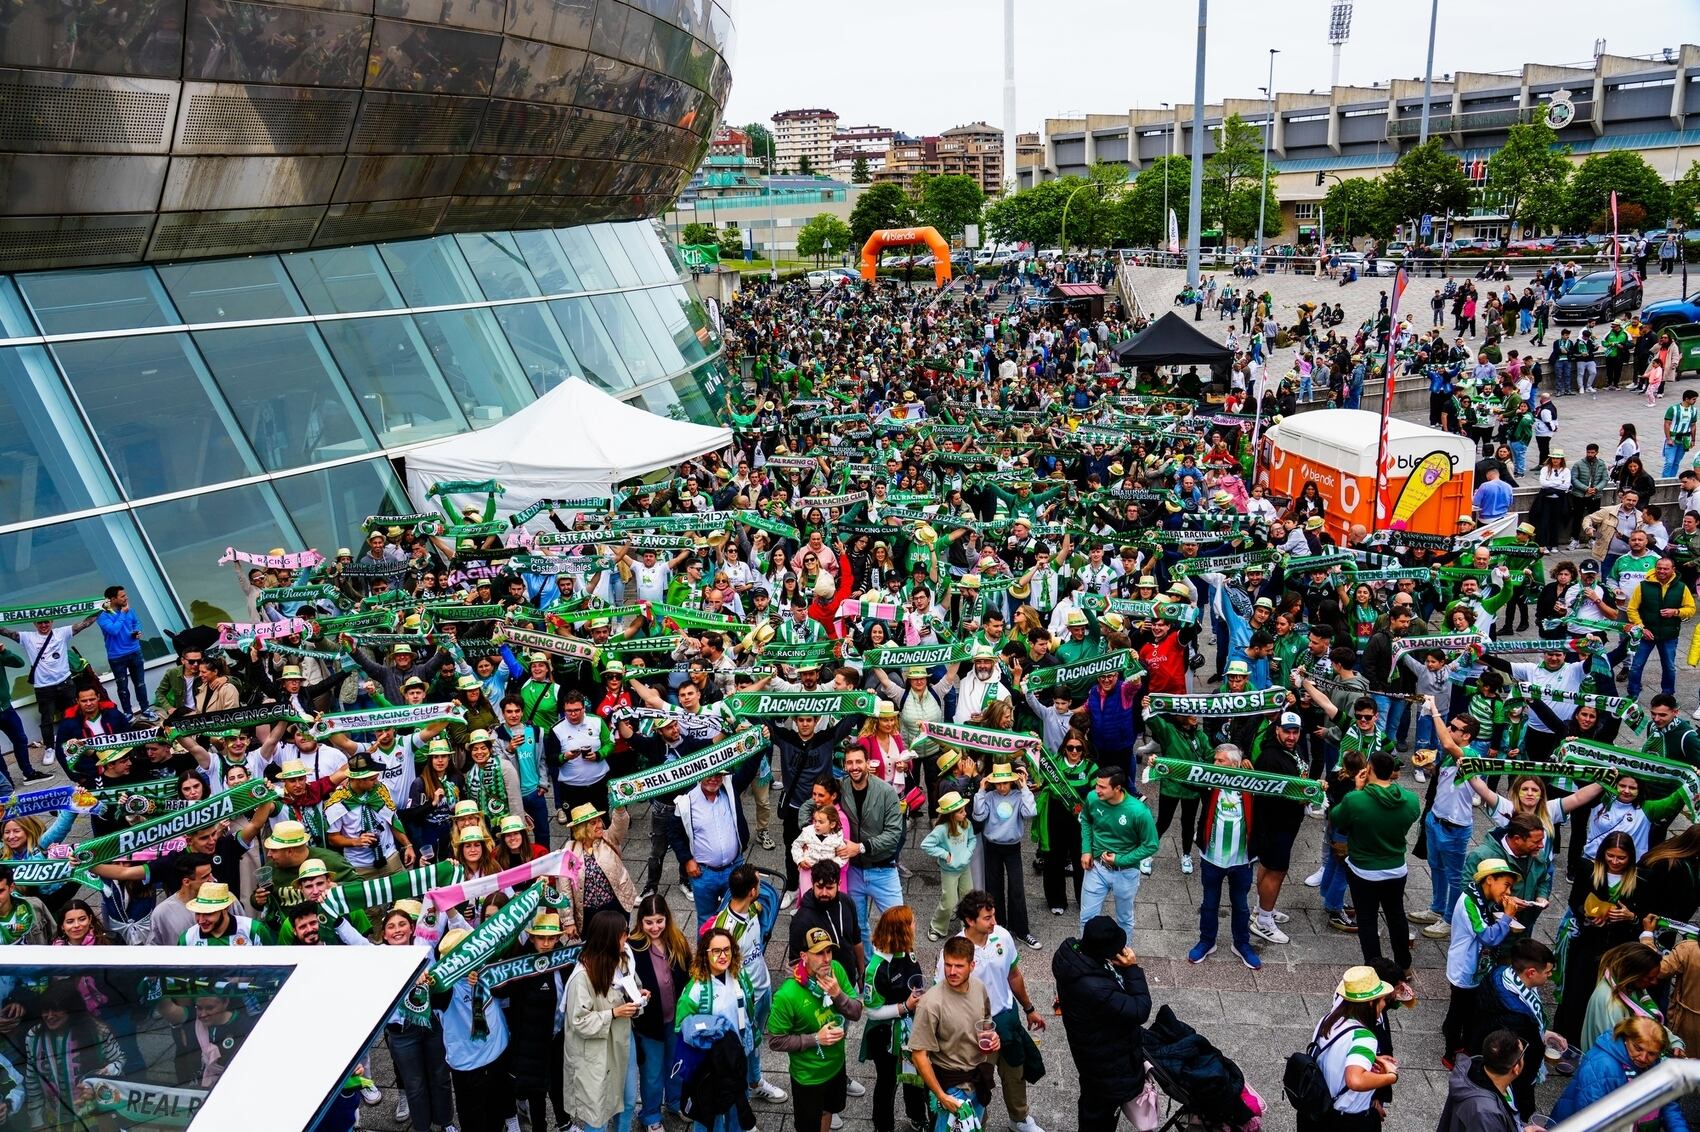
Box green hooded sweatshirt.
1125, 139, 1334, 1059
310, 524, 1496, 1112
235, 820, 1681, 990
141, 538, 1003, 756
1329, 781, 1420, 872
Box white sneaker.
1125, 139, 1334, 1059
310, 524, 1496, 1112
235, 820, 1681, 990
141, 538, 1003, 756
1249, 919, 1290, 944
831, 1115, 843, 1130
1305, 803, 1324, 818
753, 1078, 788, 1103
1422, 920, 1452, 938
360, 1083, 382, 1105
1012, 1118, 1047, 1132
1414, 769, 1428, 784
395, 1096, 409, 1124
780, 890, 797, 911
845, 1078, 866, 1098
1179, 853, 1194, 875
1303, 868, 1324, 888
1270, 908, 1290, 924
1138, 857, 1153, 876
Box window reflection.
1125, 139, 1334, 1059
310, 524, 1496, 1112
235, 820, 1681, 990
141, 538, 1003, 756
51, 334, 261, 500
554, 227, 618, 290
378, 237, 482, 307
282, 247, 404, 316
514, 229, 583, 293
623, 287, 688, 373
547, 298, 631, 392
316, 317, 468, 445
275, 459, 411, 559
492, 303, 582, 393
587, 224, 644, 288
456, 232, 544, 300
0, 346, 119, 525
589, 292, 665, 383
17, 268, 179, 335
193, 323, 377, 470
409, 309, 533, 428
136, 483, 302, 627
156, 256, 308, 323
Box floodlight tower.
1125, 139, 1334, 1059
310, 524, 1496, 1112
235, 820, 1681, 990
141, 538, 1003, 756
1328, 2, 1353, 88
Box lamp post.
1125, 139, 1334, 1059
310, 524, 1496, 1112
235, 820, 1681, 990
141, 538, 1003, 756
1060, 181, 1102, 254
1419, 0, 1439, 144
1161, 102, 1172, 259
1255, 49, 1278, 266
1184, 0, 1208, 288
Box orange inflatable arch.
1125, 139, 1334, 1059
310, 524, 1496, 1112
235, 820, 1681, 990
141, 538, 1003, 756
860, 227, 954, 288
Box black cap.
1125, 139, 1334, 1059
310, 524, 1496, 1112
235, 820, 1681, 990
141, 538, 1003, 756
1080, 915, 1126, 961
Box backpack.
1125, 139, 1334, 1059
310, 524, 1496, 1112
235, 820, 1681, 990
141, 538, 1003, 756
1282, 1025, 1353, 1121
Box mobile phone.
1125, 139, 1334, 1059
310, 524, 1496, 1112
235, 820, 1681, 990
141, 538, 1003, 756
255, 865, 273, 890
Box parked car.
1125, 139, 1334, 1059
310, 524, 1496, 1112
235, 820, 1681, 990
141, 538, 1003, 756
806, 268, 859, 290
1553, 269, 1644, 324
1641, 295, 1700, 331
1383, 241, 1412, 258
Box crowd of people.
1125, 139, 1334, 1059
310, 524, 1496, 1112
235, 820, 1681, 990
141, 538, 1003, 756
0, 263, 1698, 1132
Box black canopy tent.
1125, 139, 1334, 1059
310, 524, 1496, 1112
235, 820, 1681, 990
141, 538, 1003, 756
1112, 311, 1234, 367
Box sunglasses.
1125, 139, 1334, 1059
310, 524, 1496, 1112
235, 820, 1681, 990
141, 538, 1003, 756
1354, 714, 1377, 722
1062, 744, 1083, 752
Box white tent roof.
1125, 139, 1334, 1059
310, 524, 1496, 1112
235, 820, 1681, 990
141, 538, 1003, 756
1265, 409, 1474, 477
404, 378, 732, 516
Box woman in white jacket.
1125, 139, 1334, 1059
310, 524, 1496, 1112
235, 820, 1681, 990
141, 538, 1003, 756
564, 909, 642, 1132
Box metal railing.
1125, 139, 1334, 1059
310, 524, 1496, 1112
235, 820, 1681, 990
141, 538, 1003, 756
1553, 1060, 1700, 1132
1118, 248, 1620, 278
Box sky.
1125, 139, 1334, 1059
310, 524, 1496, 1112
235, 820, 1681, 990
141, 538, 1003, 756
719, 0, 1700, 136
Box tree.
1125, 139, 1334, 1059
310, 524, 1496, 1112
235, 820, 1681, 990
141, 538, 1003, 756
1486, 122, 1572, 235
1222, 176, 1281, 242
851, 154, 871, 184
849, 183, 915, 247
717, 225, 744, 259
796, 213, 853, 263
1118, 156, 1191, 247
797, 154, 813, 176
742, 123, 775, 170
981, 171, 1128, 250
1381, 139, 1471, 238
1319, 176, 1389, 242
1673, 160, 1700, 228
680, 222, 718, 246
1204, 114, 1268, 236
915, 173, 986, 240
1564, 152, 1673, 233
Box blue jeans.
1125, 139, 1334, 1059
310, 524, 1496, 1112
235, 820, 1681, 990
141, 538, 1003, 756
1412, 712, 1437, 754
1628, 636, 1680, 699
1196, 859, 1253, 949
1080, 860, 1141, 942
637, 1031, 681, 1123
1519, 309, 1533, 334
746, 985, 773, 1088
1321, 829, 1351, 913
1555, 358, 1573, 393
1425, 812, 1472, 918
579, 1034, 639, 1132
847, 863, 905, 940
1372, 695, 1408, 747
1665, 441, 1691, 479
523, 790, 552, 851
1509, 441, 1527, 477
690, 862, 737, 932
108, 651, 146, 715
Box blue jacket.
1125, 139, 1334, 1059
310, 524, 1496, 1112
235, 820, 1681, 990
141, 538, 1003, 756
1551, 1035, 1690, 1131
1086, 678, 1137, 754
96, 609, 141, 659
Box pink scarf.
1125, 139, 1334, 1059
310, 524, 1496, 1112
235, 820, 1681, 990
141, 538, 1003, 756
52, 933, 109, 1012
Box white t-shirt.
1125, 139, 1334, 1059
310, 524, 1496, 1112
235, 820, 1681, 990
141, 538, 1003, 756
938, 926, 1019, 1015
16, 627, 74, 687
324, 792, 398, 868
1314, 1018, 1379, 1115
362, 739, 417, 810
632, 561, 671, 603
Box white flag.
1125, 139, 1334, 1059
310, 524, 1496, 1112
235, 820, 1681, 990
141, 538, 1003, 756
1166, 208, 1180, 254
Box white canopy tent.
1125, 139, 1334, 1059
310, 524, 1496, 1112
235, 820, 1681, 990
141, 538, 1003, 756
403, 378, 732, 519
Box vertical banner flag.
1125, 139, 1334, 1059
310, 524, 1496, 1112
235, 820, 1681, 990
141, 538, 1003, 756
1374, 266, 1410, 529
1166, 208, 1180, 255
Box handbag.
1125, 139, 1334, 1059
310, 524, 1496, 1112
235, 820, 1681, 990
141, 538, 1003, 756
1127, 1062, 1164, 1131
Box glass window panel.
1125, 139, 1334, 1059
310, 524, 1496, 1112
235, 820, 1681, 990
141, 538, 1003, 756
492, 303, 582, 394
547, 298, 632, 392
409, 309, 533, 428
282, 246, 404, 316
186, 0, 371, 86
136, 483, 301, 628
667, 366, 717, 422
654, 283, 711, 363
275, 458, 411, 561
52, 334, 261, 500
635, 378, 687, 419
377, 237, 482, 307
616, 220, 679, 283
316, 316, 469, 445
193, 323, 378, 470
156, 256, 309, 324
623, 287, 687, 373
0, 515, 180, 693
555, 226, 620, 290
586, 223, 644, 288
456, 232, 544, 300
17, 268, 180, 335
589, 292, 665, 382
0, 346, 120, 524
0, 277, 37, 337
515, 229, 583, 294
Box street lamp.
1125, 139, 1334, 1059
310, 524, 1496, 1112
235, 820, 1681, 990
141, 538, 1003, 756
1184, 0, 1208, 287
1419, 0, 1439, 144
1060, 180, 1103, 253
1255, 49, 1278, 264
1161, 102, 1172, 257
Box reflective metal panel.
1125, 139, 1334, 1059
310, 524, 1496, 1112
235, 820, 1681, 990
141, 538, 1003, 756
492, 40, 588, 105
148, 205, 329, 260
174, 83, 360, 155
333, 153, 468, 203
365, 19, 501, 96
161, 155, 344, 211
505, 0, 595, 48
375, 0, 504, 33
349, 92, 486, 153
0, 0, 183, 78
0, 70, 179, 154
0, 156, 168, 216
186, 0, 373, 87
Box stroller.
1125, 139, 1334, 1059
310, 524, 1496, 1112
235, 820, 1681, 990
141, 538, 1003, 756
1140, 1004, 1263, 1131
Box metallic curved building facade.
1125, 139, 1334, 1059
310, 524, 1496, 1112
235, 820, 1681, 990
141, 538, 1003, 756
0, 0, 733, 269
0, 0, 737, 670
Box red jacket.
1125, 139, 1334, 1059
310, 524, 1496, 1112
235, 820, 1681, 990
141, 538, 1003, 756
1139, 634, 1188, 695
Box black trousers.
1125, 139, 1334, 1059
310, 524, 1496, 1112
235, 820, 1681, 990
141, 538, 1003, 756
782, 806, 805, 893
1042, 800, 1085, 911
1441, 982, 1474, 1054
1345, 869, 1412, 973
983, 838, 1030, 937
514, 1031, 566, 1129
1155, 792, 1200, 854
451, 1057, 515, 1132
870, 1041, 927, 1132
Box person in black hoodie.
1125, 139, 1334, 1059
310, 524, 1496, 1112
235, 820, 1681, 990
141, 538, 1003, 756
502, 911, 569, 1130
1052, 915, 1152, 1132
771, 714, 859, 902
787, 859, 865, 983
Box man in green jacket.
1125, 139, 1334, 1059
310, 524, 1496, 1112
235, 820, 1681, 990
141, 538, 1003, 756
1568, 445, 1612, 548
1329, 751, 1420, 976
1078, 767, 1159, 945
